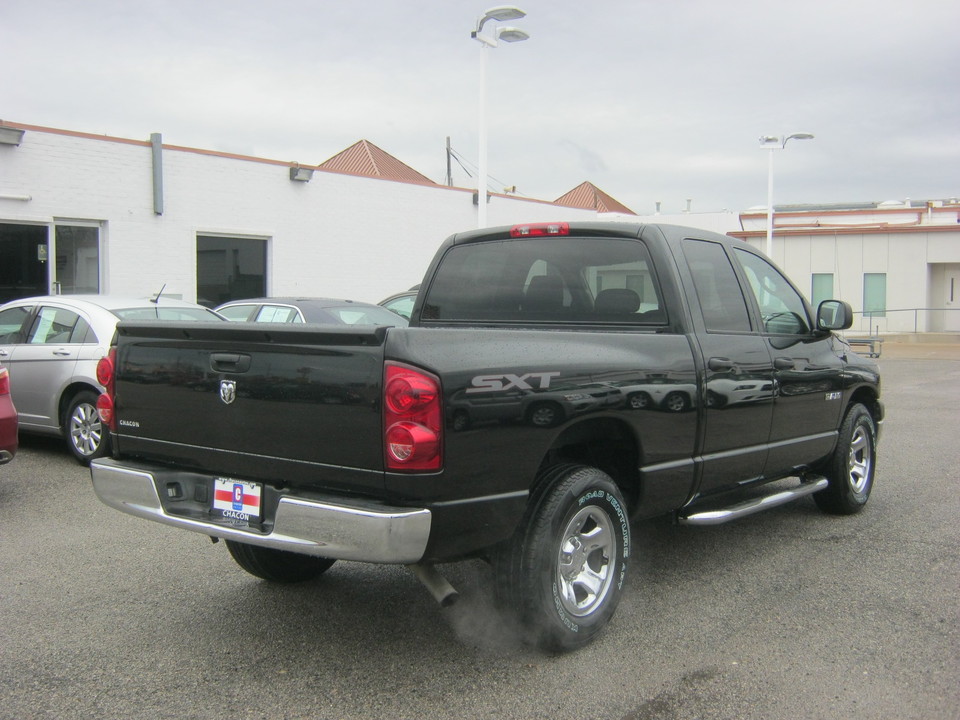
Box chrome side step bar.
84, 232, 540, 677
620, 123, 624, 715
678, 477, 828, 526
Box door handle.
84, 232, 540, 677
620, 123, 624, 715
708, 357, 735, 371
774, 357, 795, 370
52, 349, 72, 357
210, 352, 252, 373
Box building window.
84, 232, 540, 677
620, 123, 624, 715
196, 235, 266, 307
863, 273, 887, 318
811, 273, 834, 309
55, 225, 100, 294
0, 223, 49, 303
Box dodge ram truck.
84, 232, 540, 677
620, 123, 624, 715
90, 222, 882, 651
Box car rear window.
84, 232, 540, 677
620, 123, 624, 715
114, 307, 223, 322
421, 236, 665, 324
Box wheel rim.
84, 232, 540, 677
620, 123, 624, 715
665, 393, 685, 412
530, 406, 556, 426
847, 425, 872, 493
69, 401, 102, 457
629, 394, 647, 409
556, 505, 616, 618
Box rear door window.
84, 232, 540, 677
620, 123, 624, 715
681, 239, 753, 333
27, 306, 82, 344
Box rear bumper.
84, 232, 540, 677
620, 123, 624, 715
89, 458, 431, 563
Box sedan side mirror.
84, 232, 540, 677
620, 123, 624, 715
817, 300, 853, 331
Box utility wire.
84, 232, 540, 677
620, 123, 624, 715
447, 145, 529, 197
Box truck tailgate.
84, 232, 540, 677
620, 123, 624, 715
110, 322, 387, 493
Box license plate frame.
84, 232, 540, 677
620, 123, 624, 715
212, 477, 263, 525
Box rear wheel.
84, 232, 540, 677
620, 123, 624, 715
225, 540, 336, 583
628, 392, 651, 410
63, 390, 108, 465
814, 403, 877, 514
494, 464, 630, 652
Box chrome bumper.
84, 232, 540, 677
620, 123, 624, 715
89, 459, 431, 564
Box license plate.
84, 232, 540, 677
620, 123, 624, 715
212, 478, 262, 524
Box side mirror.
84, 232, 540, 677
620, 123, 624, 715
817, 300, 853, 331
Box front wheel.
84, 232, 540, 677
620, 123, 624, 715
63, 390, 108, 465
662, 391, 689, 413
814, 403, 877, 515
225, 540, 336, 583
527, 402, 563, 428
494, 464, 630, 652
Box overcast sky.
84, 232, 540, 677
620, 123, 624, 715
4, 0, 958, 215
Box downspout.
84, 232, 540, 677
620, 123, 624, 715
151, 132, 163, 215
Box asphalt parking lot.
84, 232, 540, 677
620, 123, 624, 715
1, 343, 958, 720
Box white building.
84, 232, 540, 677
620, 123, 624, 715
0, 122, 600, 307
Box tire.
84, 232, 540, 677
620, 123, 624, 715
527, 402, 563, 428
225, 540, 336, 583
662, 391, 689, 413
705, 390, 726, 408
494, 464, 630, 652
814, 403, 877, 515
63, 390, 108, 465
628, 392, 651, 410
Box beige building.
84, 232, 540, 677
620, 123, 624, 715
731, 202, 960, 334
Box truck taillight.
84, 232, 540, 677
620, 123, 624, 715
96, 349, 117, 431
384, 362, 442, 472
510, 222, 570, 238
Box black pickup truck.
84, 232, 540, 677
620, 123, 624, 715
90, 222, 882, 651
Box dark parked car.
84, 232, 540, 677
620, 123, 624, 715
216, 297, 408, 327
0, 367, 17, 464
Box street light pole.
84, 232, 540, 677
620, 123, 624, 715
472, 6, 529, 229
760, 132, 814, 258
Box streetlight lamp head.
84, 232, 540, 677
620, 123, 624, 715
483, 5, 526, 22
760, 132, 816, 149
496, 26, 529, 42
476, 5, 526, 33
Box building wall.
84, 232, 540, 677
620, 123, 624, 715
0, 125, 598, 305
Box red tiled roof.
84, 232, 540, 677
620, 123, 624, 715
554, 181, 636, 215
318, 139, 437, 186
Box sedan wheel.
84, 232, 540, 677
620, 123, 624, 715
64, 390, 108, 465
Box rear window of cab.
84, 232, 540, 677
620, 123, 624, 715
421, 236, 665, 324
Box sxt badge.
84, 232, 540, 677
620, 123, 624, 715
466, 371, 560, 394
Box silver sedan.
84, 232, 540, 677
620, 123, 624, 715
0, 295, 224, 464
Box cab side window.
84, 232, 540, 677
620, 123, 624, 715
734, 249, 811, 335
